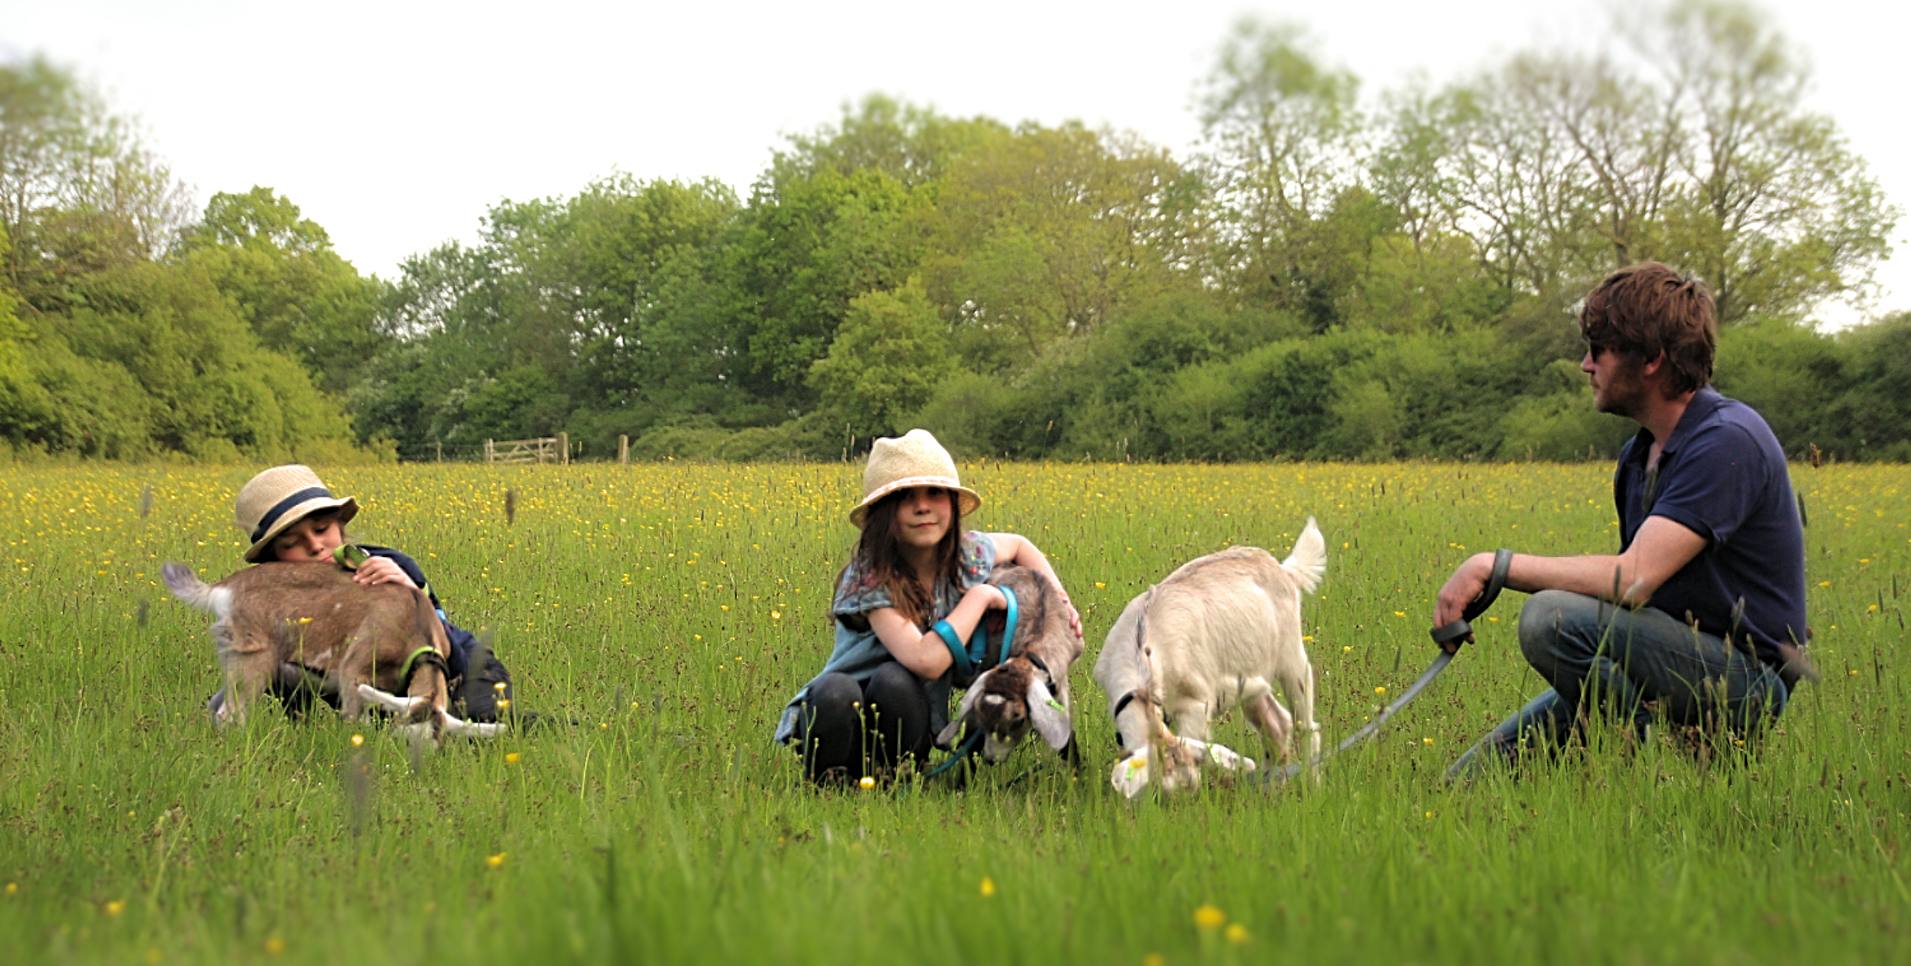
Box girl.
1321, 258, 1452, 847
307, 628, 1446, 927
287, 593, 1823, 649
773, 430, 1079, 783
206, 464, 515, 721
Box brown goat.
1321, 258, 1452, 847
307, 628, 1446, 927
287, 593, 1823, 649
935, 564, 1084, 762
163, 561, 501, 739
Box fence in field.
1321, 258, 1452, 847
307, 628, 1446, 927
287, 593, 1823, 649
425, 433, 636, 464
484, 435, 569, 465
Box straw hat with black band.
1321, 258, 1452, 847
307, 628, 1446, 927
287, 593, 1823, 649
235, 465, 360, 562
849, 429, 981, 527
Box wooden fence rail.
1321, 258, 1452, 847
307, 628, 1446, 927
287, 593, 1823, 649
483, 434, 570, 465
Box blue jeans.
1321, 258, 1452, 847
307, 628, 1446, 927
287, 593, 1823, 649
1448, 590, 1788, 779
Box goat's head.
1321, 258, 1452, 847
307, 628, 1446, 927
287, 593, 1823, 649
1107, 686, 1203, 797
357, 683, 507, 741
939, 657, 1071, 761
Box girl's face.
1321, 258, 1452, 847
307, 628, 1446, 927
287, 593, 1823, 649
892, 486, 953, 553
270, 511, 346, 562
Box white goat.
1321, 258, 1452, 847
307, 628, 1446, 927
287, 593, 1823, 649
1093, 518, 1325, 797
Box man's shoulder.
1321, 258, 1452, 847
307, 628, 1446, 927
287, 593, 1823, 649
1680, 390, 1784, 461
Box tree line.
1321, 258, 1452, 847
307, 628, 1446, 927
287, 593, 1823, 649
2, 0, 1907, 465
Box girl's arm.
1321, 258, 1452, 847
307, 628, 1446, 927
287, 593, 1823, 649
867, 584, 1007, 679
987, 532, 1081, 636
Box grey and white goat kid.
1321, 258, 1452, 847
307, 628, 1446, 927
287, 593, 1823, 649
164, 561, 505, 742
1094, 518, 1326, 798
935, 564, 1085, 763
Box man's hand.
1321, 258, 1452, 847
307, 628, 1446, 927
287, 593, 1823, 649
1434, 551, 1499, 636
352, 556, 419, 590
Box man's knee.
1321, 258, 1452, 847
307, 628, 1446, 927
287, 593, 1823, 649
1521, 592, 1597, 665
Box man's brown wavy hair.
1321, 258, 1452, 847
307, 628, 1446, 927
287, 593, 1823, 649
1578, 262, 1717, 397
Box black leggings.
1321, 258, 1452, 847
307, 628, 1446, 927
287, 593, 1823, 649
793, 663, 932, 782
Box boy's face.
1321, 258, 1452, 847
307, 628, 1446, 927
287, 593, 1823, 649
271, 511, 346, 562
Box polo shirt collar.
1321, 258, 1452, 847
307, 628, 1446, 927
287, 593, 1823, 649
1624, 386, 1723, 466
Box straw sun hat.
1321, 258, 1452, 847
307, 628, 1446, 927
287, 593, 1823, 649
235, 465, 359, 562
849, 429, 981, 527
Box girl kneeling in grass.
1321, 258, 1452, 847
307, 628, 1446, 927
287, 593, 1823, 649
773, 430, 1079, 784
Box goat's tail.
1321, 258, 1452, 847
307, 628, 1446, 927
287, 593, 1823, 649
1280, 517, 1327, 595
162, 562, 229, 618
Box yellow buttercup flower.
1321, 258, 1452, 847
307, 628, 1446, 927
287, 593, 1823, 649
1193, 904, 1226, 929
979, 876, 996, 897
1225, 923, 1251, 945
487, 852, 506, 869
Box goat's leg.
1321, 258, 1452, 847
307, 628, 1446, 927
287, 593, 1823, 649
215, 624, 278, 727
336, 631, 375, 721
1246, 692, 1295, 764
1158, 698, 1216, 791
1273, 663, 1321, 782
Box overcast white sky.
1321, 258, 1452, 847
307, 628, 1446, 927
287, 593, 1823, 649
6, 0, 1907, 325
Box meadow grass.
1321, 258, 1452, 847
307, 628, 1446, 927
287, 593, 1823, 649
0, 460, 1905, 965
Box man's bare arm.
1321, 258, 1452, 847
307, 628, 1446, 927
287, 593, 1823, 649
1434, 516, 1707, 628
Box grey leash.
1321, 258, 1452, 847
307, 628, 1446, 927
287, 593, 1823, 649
1263, 548, 1511, 783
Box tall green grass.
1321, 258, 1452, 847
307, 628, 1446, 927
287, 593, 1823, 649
1, 462, 1904, 965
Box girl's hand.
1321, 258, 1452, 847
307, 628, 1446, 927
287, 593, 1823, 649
353, 556, 419, 590
1061, 598, 1082, 638
971, 584, 1009, 611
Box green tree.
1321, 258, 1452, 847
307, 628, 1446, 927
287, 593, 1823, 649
768, 94, 1009, 190
1394, 0, 1896, 323
0, 222, 56, 449
1642, 0, 1897, 323
808, 278, 954, 438
175, 187, 384, 392
727, 165, 931, 408
1194, 19, 1365, 326
0, 57, 192, 296
19, 259, 358, 459
924, 123, 1202, 365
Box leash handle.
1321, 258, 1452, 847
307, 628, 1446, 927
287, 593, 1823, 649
1428, 548, 1512, 652
935, 585, 1022, 687
933, 621, 973, 679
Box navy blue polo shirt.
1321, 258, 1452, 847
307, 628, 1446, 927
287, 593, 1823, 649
361, 545, 480, 680
1614, 387, 1807, 666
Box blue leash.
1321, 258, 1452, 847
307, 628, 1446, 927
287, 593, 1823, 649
931, 586, 1019, 683
921, 587, 1019, 780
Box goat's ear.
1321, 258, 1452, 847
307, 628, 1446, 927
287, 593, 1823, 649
937, 668, 993, 748
1027, 677, 1072, 751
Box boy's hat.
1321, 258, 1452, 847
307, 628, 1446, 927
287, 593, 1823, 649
850, 429, 981, 526
235, 465, 359, 562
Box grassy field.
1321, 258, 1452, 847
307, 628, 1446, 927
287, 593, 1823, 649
0, 460, 1905, 965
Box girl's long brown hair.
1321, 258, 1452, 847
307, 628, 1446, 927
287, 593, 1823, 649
843, 488, 965, 628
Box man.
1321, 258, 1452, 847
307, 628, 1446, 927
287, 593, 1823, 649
1437, 262, 1808, 777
